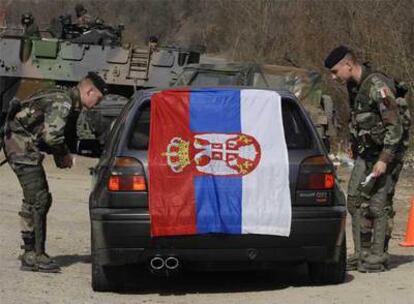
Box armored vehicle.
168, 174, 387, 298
173, 63, 337, 150
0, 23, 201, 155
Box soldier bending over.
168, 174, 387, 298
3, 72, 107, 273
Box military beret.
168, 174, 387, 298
86, 72, 108, 95
148, 35, 159, 43
324, 45, 350, 69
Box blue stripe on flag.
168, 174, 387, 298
190, 89, 243, 234
194, 176, 242, 234
189, 89, 241, 132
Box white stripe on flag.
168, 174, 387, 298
240, 89, 291, 236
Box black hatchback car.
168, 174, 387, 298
89, 87, 346, 291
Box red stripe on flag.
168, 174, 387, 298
148, 89, 197, 236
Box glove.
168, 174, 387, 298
54, 153, 73, 168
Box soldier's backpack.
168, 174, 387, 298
390, 80, 411, 137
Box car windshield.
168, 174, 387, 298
128, 97, 312, 150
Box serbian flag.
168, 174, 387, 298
148, 88, 291, 237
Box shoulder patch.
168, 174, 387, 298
368, 75, 394, 103
61, 101, 72, 117
379, 86, 391, 99
62, 100, 71, 110
50, 97, 72, 117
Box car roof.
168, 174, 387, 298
135, 86, 299, 103
182, 62, 315, 75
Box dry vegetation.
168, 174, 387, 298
1, 0, 413, 146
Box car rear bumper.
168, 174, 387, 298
90, 206, 346, 267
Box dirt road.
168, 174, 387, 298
1, 155, 413, 304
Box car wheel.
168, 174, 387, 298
308, 238, 346, 285
91, 235, 123, 292
91, 255, 119, 292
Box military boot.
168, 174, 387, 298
347, 232, 371, 271
20, 231, 37, 271
346, 255, 359, 271
32, 211, 61, 273
33, 253, 61, 273
358, 252, 389, 273
358, 216, 389, 273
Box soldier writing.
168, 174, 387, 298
324, 46, 410, 272
3, 72, 107, 273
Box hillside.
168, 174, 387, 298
1, 0, 413, 149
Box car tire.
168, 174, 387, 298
91, 234, 123, 292
91, 254, 120, 292
308, 238, 346, 285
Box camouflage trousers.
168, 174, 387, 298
9, 160, 52, 255
347, 156, 403, 257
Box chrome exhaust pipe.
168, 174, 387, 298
149, 256, 165, 270
164, 256, 180, 270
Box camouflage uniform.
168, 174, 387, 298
77, 14, 93, 28
21, 12, 40, 38
4, 86, 81, 272
23, 23, 40, 38
347, 64, 411, 272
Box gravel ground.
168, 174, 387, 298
0, 155, 413, 304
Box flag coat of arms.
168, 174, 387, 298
148, 88, 291, 237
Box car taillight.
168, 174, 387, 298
107, 157, 147, 192
305, 173, 335, 189
108, 175, 146, 191
297, 155, 335, 190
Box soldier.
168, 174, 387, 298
21, 12, 40, 38
3, 72, 107, 273
75, 3, 92, 28
324, 46, 410, 272
148, 35, 159, 51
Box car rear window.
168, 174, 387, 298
190, 71, 241, 86
128, 97, 312, 150
102, 99, 134, 155
128, 101, 151, 150
282, 100, 312, 149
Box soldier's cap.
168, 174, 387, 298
324, 45, 350, 69
86, 72, 108, 95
